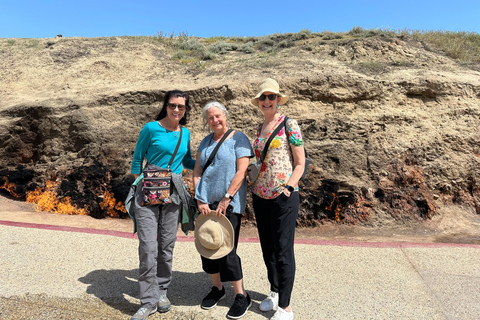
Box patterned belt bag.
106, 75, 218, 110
141, 127, 183, 206
142, 167, 173, 205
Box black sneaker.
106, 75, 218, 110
227, 293, 252, 319
201, 286, 226, 310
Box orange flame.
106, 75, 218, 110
26, 181, 88, 215
334, 203, 342, 222
1, 177, 22, 198
99, 190, 126, 218
325, 192, 342, 222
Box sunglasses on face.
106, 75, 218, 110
167, 103, 186, 111
258, 94, 278, 101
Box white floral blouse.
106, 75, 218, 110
252, 115, 304, 199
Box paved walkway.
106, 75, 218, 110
0, 219, 479, 320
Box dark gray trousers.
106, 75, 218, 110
134, 182, 180, 307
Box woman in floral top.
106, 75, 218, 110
250, 78, 306, 320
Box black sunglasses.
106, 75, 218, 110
258, 94, 278, 101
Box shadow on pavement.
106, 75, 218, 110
79, 268, 267, 318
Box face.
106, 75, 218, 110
166, 96, 186, 123
206, 106, 227, 133
257, 91, 280, 115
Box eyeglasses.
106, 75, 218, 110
258, 94, 278, 101
167, 103, 186, 111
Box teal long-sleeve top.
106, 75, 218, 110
130, 121, 195, 174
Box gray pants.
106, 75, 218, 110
134, 183, 180, 307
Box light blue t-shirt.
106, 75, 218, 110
195, 131, 254, 214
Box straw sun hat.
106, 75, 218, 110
194, 210, 234, 259
251, 78, 289, 106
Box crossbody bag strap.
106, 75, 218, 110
201, 128, 234, 175
259, 119, 285, 164
284, 116, 291, 148
167, 126, 183, 169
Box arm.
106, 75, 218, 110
215, 156, 250, 216
193, 151, 210, 215
182, 131, 196, 170
131, 124, 151, 175
283, 145, 305, 197
283, 118, 306, 197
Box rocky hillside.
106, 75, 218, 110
1, 33, 479, 228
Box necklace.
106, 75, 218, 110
158, 120, 179, 137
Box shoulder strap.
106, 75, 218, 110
167, 127, 183, 168
284, 116, 290, 146
259, 120, 285, 164
202, 129, 234, 175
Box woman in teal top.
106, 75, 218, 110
131, 118, 195, 175
130, 90, 195, 320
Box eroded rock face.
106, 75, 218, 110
0, 37, 479, 225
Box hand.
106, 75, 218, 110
215, 198, 230, 216
197, 201, 210, 215
283, 188, 291, 197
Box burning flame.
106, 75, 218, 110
1, 177, 22, 198
99, 190, 126, 218
325, 192, 342, 222
26, 181, 88, 215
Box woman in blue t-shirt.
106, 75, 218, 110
130, 90, 195, 320
193, 101, 254, 319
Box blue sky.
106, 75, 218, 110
1, 0, 479, 38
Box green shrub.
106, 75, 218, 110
322, 31, 343, 40
256, 38, 276, 51
278, 40, 295, 48
348, 27, 365, 37
295, 29, 312, 40
176, 37, 203, 51
207, 41, 236, 54
201, 50, 217, 60
238, 42, 255, 53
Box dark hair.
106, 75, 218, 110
155, 90, 191, 125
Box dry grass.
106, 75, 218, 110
412, 30, 480, 63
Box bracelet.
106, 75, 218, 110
285, 185, 294, 192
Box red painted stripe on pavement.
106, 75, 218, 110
0, 220, 139, 239
1, 220, 479, 248
294, 238, 480, 248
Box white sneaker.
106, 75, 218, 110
259, 291, 279, 312
271, 307, 294, 320
131, 305, 157, 320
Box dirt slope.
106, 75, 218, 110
1, 35, 479, 238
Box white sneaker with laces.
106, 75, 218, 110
259, 291, 279, 312
270, 307, 294, 320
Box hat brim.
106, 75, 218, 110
194, 210, 234, 259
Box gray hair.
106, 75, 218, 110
202, 101, 229, 130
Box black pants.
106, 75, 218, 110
201, 212, 243, 282
253, 192, 299, 308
